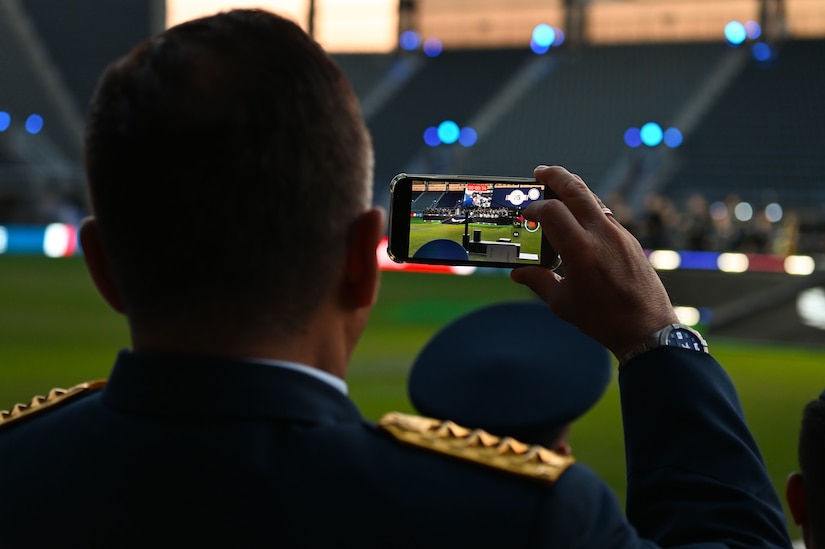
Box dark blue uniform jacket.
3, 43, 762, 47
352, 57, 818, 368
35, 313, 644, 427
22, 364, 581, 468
0, 347, 791, 548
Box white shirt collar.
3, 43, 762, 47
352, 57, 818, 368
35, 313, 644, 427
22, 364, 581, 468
245, 357, 348, 395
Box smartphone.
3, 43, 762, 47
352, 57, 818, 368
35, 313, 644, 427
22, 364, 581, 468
387, 173, 561, 270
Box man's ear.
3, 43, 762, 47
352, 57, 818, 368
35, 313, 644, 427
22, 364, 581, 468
79, 217, 126, 314
787, 471, 808, 526
342, 207, 385, 309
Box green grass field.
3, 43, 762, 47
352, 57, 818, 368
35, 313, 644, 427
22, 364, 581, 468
409, 217, 543, 262
1, 255, 821, 540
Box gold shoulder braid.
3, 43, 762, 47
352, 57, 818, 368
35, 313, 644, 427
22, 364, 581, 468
0, 380, 106, 431
378, 411, 574, 484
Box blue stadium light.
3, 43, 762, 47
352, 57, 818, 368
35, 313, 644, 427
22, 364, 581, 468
437, 120, 460, 144
0, 224, 78, 256
724, 21, 747, 45
752, 42, 773, 61
677, 250, 723, 271
399, 30, 420, 51
423, 126, 440, 147
532, 24, 555, 48
423, 38, 443, 58
1, 225, 47, 255
663, 127, 683, 148
640, 122, 663, 146
624, 127, 642, 148
530, 39, 550, 55
25, 114, 44, 134
458, 126, 478, 147
744, 20, 762, 39
0, 111, 10, 132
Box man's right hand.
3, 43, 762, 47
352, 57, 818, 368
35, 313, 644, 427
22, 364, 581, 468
510, 165, 679, 362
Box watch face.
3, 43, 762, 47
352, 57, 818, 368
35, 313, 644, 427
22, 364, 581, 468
667, 328, 706, 351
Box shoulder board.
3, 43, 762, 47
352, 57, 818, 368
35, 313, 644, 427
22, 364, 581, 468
0, 380, 106, 431
378, 411, 574, 484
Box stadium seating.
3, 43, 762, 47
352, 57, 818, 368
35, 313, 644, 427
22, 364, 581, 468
1, 3, 823, 253
334, 38, 824, 253
659, 38, 825, 212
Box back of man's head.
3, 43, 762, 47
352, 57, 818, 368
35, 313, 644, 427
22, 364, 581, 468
799, 396, 825, 546
84, 9, 373, 342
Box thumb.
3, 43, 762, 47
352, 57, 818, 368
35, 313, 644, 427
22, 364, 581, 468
510, 266, 564, 306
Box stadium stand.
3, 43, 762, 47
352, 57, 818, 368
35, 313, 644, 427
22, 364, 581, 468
0, 0, 152, 222
450, 42, 735, 187
412, 190, 444, 210
361, 48, 535, 208
22, 0, 153, 119
0, 1, 82, 182
658, 38, 825, 212
332, 53, 403, 107
333, 37, 824, 254
0, 2, 823, 255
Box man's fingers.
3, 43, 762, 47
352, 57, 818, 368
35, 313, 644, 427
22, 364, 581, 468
521, 199, 584, 259
534, 165, 611, 228
510, 266, 563, 305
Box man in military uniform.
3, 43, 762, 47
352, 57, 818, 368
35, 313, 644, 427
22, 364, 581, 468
0, 9, 791, 548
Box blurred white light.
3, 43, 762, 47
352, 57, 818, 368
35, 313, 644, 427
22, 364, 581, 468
452, 266, 477, 276
674, 306, 701, 326
797, 287, 825, 330
765, 203, 783, 222
718, 253, 748, 272
648, 250, 681, 270
734, 201, 753, 221
43, 223, 71, 258
785, 255, 815, 276
0, 225, 6, 253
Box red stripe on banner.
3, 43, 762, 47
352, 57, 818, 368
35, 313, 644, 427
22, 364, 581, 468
745, 253, 786, 273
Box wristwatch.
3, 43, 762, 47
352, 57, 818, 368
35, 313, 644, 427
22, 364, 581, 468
619, 323, 708, 365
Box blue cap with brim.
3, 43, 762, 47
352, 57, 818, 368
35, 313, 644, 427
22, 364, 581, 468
408, 300, 612, 447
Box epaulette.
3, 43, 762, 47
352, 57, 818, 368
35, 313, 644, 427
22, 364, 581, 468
0, 380, 106, 431
378, 411, 574, 484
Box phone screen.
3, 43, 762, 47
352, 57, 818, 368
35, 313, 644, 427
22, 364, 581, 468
387, 173, 560, 269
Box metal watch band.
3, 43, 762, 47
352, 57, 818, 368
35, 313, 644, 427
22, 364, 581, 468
619, 323, 707, 365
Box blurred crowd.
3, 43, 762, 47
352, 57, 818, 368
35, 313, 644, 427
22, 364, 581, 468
606, 191, 824, 256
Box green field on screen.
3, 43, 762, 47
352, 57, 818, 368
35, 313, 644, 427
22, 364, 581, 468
409, 217, 542, 261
